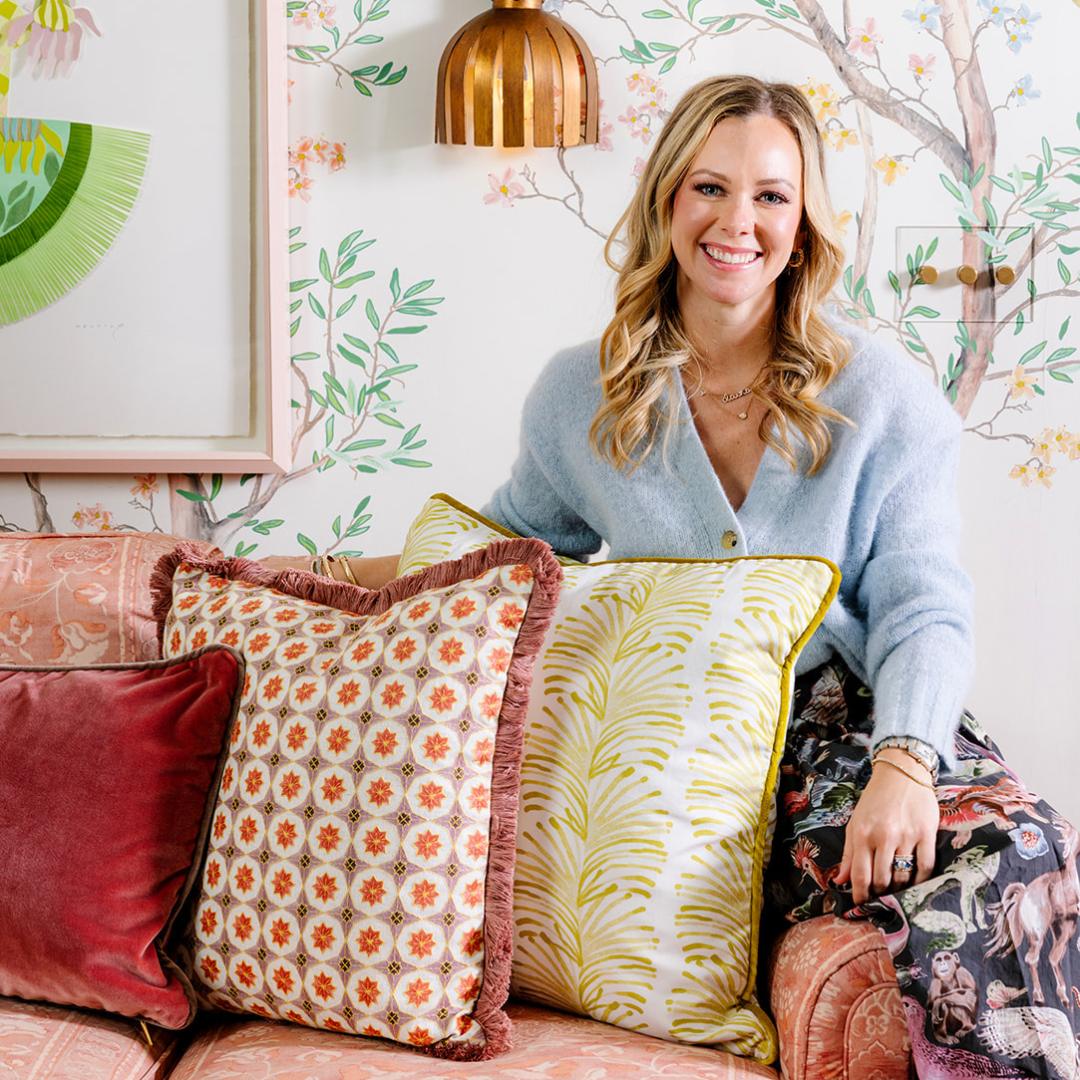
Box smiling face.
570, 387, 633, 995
670, 113, 805, 333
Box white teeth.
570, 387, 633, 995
704, 246, 759, 264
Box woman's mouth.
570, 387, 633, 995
702, 244, 761, 265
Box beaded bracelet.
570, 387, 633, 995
871, 754, 936, 790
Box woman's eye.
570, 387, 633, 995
759, 191, 789, 205
695, 182, 723, 196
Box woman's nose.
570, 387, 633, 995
718, 194, 753, 233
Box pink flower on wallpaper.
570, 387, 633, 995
290, 137, 319, 174
328, 141, 346, 172
292, 3, 335, 30
846, 18, 883, 57
632, 157, 647, 180
130, 474, 158, 500
289, 174, 314, 202
909, 53, 936, 79
618, 106, 656, 144
71, 503, 115, 531
484, 168, 525, 208
7, 2, 101, 77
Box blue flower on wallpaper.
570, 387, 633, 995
903, 3, 942, 33
1007, 27, 1031, 52
1015, 4, 1041, 30
1009, 822, 1049, 859
542, 0, 565, 11
1014, 74, 1041, 104
977, 0, 1014, 26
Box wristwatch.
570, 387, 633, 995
872, 735, 940, 783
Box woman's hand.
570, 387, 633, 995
832, 748, 940, 904
322, 553, 401, 590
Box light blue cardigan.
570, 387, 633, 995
484, 329, 974, 766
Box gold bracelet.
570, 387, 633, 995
319, 555, 333, 578
338, 555, 359, 586
871, 755, 936, 790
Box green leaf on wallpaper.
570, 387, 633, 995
308, 389, 328, 408
1059, 259, 1072, 286
1033, 384, 1045, 396
986, 349, 995, 366
307, 45, 330, 54
390, 268, 401, 301
990, 174, 1016, 194
290, 278, 318, 292
906, 339, 926, 354
399, 424, 420, 447
290, 225, 302, 238
353, 80, 373, 97
381, 67, 407, 87
352, 65, 380, 78
319, 249, 333, 282
387, 325, 426, 335
1043, 137, 1053, 171
290, 317, 301, 337
332, 516, 342, 538
338, 232, 363, 259
294, 47, 313, 60
327, 25, 340, 47
209, 475, 222, 500
368, 9, 389, 22
343, 333, 371, 352
888, 271, 900, 298
1064, 174, 1080, 186
290, 243, 305, 254
240, 474, 255, 486
633, 39, 655, 58
659, 55, 677, 73
905, 322, 921, 340
297, 533, 318, 556
325, 415, 336, 444
353, 0, 363, 16
395, 306, 438, 317
382, 364, 418, 378
403, 279, 435, 298
290, 299, 303, 314
862, 289, 876, 317
907, 305, 940, 318
379, 341, 399, 363
1005, 228, 1030, 245
704, 16, 737, 30
842, 264, 854, 298
1060, 317, 1071, 339
780, 4, 800, 17
939, 174, 964, 203
175, 489, 206, 502
251, 520, 284, 536
1050, 370, 1075, 383
370, 0, 391, 13
356, 35, 384, 45
643, 9, 673, 17
234, 541, 257, 557
337, 296, 358, 318
343, 438, 385, 452
1015, 312, 1025, 333
390, 458, 432, 468
339, 347, 368, 369
982, 198, 998, 229
374, 413, 404, 429
338, 272, 376, 288
688, 0, 703, 16
1028, 278, 1038, 300
366, 299, 380, 330
324, 372, 347, 396
1018, 341, 1046, 365
1048, 347, 1076, 363
292, 352, 320, 363
308, 293, 327, 319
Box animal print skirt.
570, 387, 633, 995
766, 659, 1080, 1079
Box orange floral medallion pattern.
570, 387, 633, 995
161, 560, 537, 1051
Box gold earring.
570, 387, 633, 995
788, 249, 805, 268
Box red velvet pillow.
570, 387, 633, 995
0, 645, 244, 1029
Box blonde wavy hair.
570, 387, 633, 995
590, 75, 851, 475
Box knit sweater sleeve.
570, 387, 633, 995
853, 383, 974, 769
483, 345, 605, 560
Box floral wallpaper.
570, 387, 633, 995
0, 0, 1077, 818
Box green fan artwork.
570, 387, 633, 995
0, 0, 150, 326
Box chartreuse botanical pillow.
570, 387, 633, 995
152, 539, 561, 1060
398, 494, 840, 1063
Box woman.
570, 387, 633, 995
330, 77, 1079, 1075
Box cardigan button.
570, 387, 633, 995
721, 530, 738, 551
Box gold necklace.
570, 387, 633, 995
690, 384, 753, 419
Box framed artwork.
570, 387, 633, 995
0, 1, 290, 473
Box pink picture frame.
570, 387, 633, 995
0, 2, 290, 474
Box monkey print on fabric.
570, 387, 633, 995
768, 660, 1080, 1079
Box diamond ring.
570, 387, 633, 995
891, 855, 915, 873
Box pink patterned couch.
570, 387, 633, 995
0, 531, 911, 1080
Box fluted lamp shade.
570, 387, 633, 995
436, 0, 600, 148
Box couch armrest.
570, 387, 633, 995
764, 915, 910, 1080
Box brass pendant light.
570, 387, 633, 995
436, 0, 600, 149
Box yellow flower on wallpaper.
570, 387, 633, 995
829, 127, 860, 152
834, 209, 853, 235
873, 155, 909, 185
1005, 365, 1038, 400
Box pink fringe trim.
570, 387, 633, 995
151, 540, 563, 1060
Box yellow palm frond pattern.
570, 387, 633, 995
399, 496, 840, 1062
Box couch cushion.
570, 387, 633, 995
153, 540, 561, 1059
0, 532, 213, 666
0, 993, 184, 1080
0, 647, 245, 1029
167, 1000, 778, 1078
397, 495, 840, 1062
